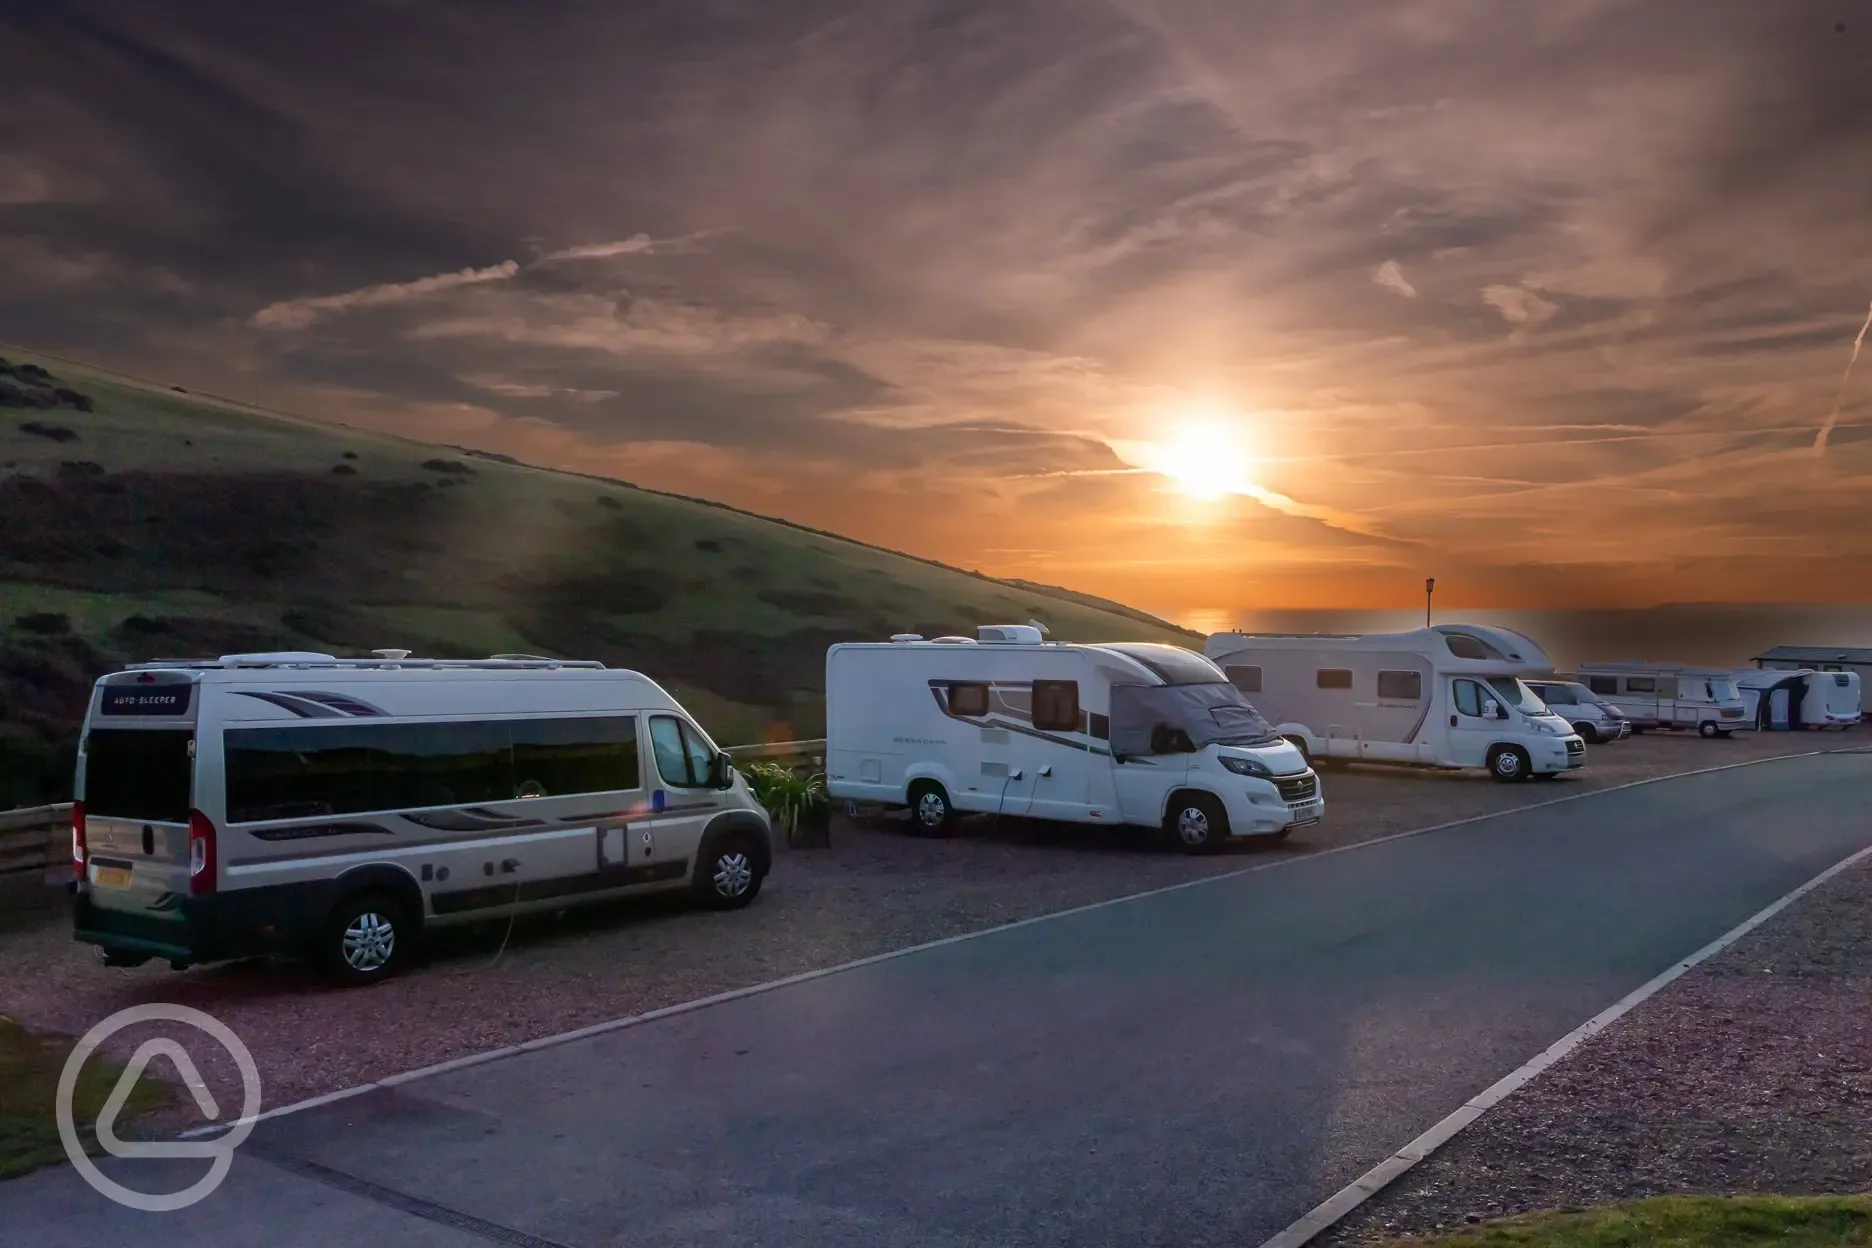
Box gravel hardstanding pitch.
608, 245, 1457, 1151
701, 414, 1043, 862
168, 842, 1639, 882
1323, 851, 1872, 1244
0, 731, 1846, 1132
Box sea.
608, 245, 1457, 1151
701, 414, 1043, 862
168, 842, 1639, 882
1158, 604, 1872, 675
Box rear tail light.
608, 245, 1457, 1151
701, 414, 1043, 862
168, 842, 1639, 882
187, 809, 217, 894
72, 800, 87, 883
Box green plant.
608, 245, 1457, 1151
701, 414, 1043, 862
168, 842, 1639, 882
740, 761, 829, 841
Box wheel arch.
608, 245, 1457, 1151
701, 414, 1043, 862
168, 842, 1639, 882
698, 809, 774, 877
331, 862, 425, 923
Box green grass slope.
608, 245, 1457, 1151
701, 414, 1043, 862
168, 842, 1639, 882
0, 344, 1197, 808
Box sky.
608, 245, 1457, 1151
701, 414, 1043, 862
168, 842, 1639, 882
3, 0, 1870, 624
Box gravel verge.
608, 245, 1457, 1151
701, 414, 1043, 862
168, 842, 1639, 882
1323, 850, 1872, 1244
0, 729, 1846, 1137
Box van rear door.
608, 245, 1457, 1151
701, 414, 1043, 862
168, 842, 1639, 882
79, 725, 196, 920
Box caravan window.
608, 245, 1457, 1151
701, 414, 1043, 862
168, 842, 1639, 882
83, 729, 194, 824
225, 721, 513, 823
1624, 676, 1656, 693
1225, 665, 1262, 694
511, 716, 640, 798
947, 682, 990, 717
1376, 670, 1422, 700
1316, 668, 1353, 690
649, 715, 716, 789
1031, 680, 1080, 731
1587, 676, 1618, 696
1837, 674, 1852, 687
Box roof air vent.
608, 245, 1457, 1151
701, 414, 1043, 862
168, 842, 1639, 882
890, 633, 924, 644
978, 624, 1044, 644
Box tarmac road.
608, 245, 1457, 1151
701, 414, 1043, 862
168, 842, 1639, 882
12, 750, 1872, 1248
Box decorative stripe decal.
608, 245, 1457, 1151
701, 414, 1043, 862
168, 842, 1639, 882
231, 691, 347, 718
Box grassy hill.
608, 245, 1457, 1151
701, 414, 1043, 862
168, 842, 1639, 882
0, 344, 1197, 808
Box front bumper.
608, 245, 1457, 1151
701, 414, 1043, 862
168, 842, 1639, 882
1534, 736, 1587, 773
1225, 771, 1324, 836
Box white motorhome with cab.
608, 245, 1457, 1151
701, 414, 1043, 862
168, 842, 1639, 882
72, 651, 773, 984
1573, 663, 1748, 737
1203, 624, 1585, 782
825, 627, 1322, 853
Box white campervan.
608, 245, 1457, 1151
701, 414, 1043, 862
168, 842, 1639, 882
1524, 680, 1632, 744
1734, 668, 1862, 731
825, 626, 1322, 853
72, 651, 773, 984
1573, 663, 1748, 737
1203, 624, 1585, 782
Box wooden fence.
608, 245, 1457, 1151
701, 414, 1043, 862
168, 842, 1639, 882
0, 739, 830, 888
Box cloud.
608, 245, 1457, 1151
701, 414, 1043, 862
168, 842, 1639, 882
1482, 284, 1558, 328
1372, 259, 1417, 298
250, 261, 520, 330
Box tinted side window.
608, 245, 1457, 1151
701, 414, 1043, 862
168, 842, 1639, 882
649, 715, 715, 788
83, 729, 194, 823
1032, 680, 1080, 731
1444, 634, 1488, 660
511, 716, 640, 798
1587, 676, 1619, 696
1225, 665, 1262, 693
225, 721, 512, 823
1376, 670, 1422, 700
1316, 668, 1353, 690
1678, 678, 1709, 700
1625, 676, 1656, 693
948, 682, 989, 716
1453, 679, 1484, 718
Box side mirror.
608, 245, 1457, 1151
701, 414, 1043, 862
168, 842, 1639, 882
1482, 699, 1501, 719
710, 751, 736, 789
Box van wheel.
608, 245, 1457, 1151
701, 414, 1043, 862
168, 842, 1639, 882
907, 781, 955, 836
695, 834, 765, 910
320, 893, 411, 987
1573, 723, 1601, 745
1698, 721, 1721, 739
1488, 745, 1531, 783
1167, 792, 1228, 854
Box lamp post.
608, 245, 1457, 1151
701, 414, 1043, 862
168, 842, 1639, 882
1425, 577, 1435, 627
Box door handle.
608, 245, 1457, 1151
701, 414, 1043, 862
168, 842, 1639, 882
1449, 715, 1458, 726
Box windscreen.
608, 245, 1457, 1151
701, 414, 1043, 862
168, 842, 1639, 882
1486, 677, 1547, 715
1709, 677, 1739, 702
1099, 644, 1229, 686
82, 729, 193, 823
1109, 682, 1281, 756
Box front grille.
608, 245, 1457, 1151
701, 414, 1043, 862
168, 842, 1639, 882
1721, 707, 1743, 718
1277, 772, 1318, 802
1566, 738, 1586, 755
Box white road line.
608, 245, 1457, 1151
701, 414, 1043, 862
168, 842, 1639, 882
182, 746, 1863, 1139
1255, 835, 1872, 1248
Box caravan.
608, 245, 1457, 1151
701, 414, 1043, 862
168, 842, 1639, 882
1203, 624, 1585, 782
1573, 663, 1748, 737
1734, 668, 1862, 731
72, 651, 773, 983
824, 626, 1323, 853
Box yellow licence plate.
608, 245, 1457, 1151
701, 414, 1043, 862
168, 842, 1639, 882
93, 865, 133, 890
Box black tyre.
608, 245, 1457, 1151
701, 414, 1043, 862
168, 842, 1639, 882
320, 892, 412, 987
1698, 720, 1720, 739
1573, 722, 1601, 745
1487, 744, 1531, 783
907, 780, 955, 836
1166, 792, 1228, 854
694, 833, 765, 910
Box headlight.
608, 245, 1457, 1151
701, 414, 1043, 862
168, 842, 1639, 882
1219, 755, 1273, 778
1533, 719, 1564, 736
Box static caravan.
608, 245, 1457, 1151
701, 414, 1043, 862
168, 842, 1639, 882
1203, 624, 1584, 782
825, 626, 1323, 853
1572, 663, 1747, 737
1734, 668, 1862, 731
72, 651, 773, 983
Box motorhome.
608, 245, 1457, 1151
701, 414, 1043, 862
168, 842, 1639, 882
1572, 663, 1748, 737
824, 626, 1323, 853
72, 651, 773, 984
1733, 668, 1862, 731
1203, 624, 1585, 782
1524, 679, 1632, 744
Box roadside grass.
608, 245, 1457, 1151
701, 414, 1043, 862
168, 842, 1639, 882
1379, 1194, 1872, 1248
0, 1015, 168, 1180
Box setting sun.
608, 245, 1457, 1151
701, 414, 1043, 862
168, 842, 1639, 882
1122, 412, 1259, 502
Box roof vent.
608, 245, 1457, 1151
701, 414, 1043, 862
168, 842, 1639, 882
218, 651, 337, 665
890, 633, 924, 644
931, 635, 977, 644
978, 624, 1044, 644
372, 648, 412, 661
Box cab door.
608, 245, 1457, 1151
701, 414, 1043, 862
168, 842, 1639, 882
1445, 677, 1497, 767
639, 713, 725, 889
